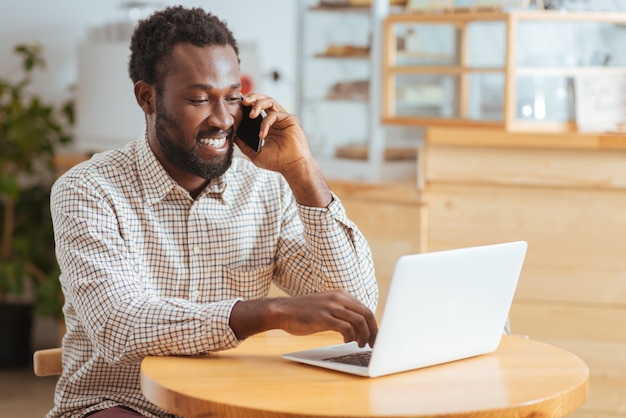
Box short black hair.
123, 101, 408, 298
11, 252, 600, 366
128, 6, 239, 88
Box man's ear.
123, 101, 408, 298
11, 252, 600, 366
134, 81, 155, 115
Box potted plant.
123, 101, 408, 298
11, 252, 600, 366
0, 43, 73, 368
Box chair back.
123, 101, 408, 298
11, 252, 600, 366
33, 347, 62, 376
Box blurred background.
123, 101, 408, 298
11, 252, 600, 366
3, 1, 626, 417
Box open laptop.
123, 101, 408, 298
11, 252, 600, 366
282, 241, 527, 378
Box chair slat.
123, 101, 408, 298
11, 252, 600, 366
33, 347, 63, 376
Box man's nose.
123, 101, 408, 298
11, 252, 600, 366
207, 101, 235, 130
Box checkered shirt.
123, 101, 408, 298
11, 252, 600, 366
47, 136, 378, 417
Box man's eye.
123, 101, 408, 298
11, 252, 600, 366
189, 98, 209, 104
227, 96, 243, 103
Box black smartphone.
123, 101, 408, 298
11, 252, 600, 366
236, 104, 265, 153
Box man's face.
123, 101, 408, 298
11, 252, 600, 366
150, 44, 243, 183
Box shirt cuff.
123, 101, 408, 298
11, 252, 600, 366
296, 192, 352, 229
208, 298, 243, 350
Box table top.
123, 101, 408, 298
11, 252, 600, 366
140, 330, 589, 418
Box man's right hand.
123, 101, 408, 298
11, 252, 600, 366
229, 290, 378, 348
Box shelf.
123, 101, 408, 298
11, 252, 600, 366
316, 158, 418, 182
325, 95, 369, 102
315, 44, 370, 58
335, 144, 418, 161
303, 98, 369, 104
310, 1, 406, 12
315, 52, 370, 59
395, 51, 453, 60
515, 67, 626, 76
298, 0, 419, 182
389, 66, 504, 74
309, 4, 371, 12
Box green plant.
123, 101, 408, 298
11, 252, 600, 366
0, 43, 74, 318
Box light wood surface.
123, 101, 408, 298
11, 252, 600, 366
420, 126, 626, 416
33, 347, 63, 377
425, 126, 626, 151
140, 330, 588, 418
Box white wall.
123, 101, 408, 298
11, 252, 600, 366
0, 0, 298, 151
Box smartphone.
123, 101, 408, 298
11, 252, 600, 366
236, 104, 265, 153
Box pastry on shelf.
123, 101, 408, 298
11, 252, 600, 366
326, 79, 370, 100
317, 44, 370, 57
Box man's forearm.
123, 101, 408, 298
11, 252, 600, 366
280, 157, 332, 208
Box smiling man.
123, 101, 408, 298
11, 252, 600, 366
48, 6, 378, 418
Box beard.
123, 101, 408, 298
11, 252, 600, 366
154, 98, 234, 181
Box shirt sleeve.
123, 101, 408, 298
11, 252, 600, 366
272, 191, 378, 313
51, 176, 241, 365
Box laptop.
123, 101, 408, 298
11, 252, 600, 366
282, 241, 527, 378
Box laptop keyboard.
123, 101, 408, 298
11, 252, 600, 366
323, 351, 372, 367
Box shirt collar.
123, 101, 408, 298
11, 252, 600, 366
137, 135, 229, 206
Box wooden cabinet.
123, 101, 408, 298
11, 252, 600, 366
382, 11, 626, 133
420, 126, 626, 417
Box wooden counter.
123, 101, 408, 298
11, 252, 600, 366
420, 126, 626, 418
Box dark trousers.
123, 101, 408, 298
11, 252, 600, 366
85, 406, 144, 417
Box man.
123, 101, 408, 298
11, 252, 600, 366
48, 6, 378, 418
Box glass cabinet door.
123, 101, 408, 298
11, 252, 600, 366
511, 18, 626, 130
383, 11, 626, 133
384, 15, 506, 126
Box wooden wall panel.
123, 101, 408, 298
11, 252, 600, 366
422, 134, 626, 417
330, 181, 422, 319
510, 304, 626, 344
425, 183, 626, 305
426, 145, 626, 190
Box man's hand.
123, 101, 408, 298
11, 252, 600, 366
229, 290, 378, 348
235, 94, 310, 173
235, 94, 332, 208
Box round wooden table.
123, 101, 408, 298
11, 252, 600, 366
141, 330, 588, 418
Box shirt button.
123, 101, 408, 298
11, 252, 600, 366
192, 246, 200, 255
190, 290, 200, 302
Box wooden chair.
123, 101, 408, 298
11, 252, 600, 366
33, 347, 63, 376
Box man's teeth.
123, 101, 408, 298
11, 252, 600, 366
199, 137, 226, 147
